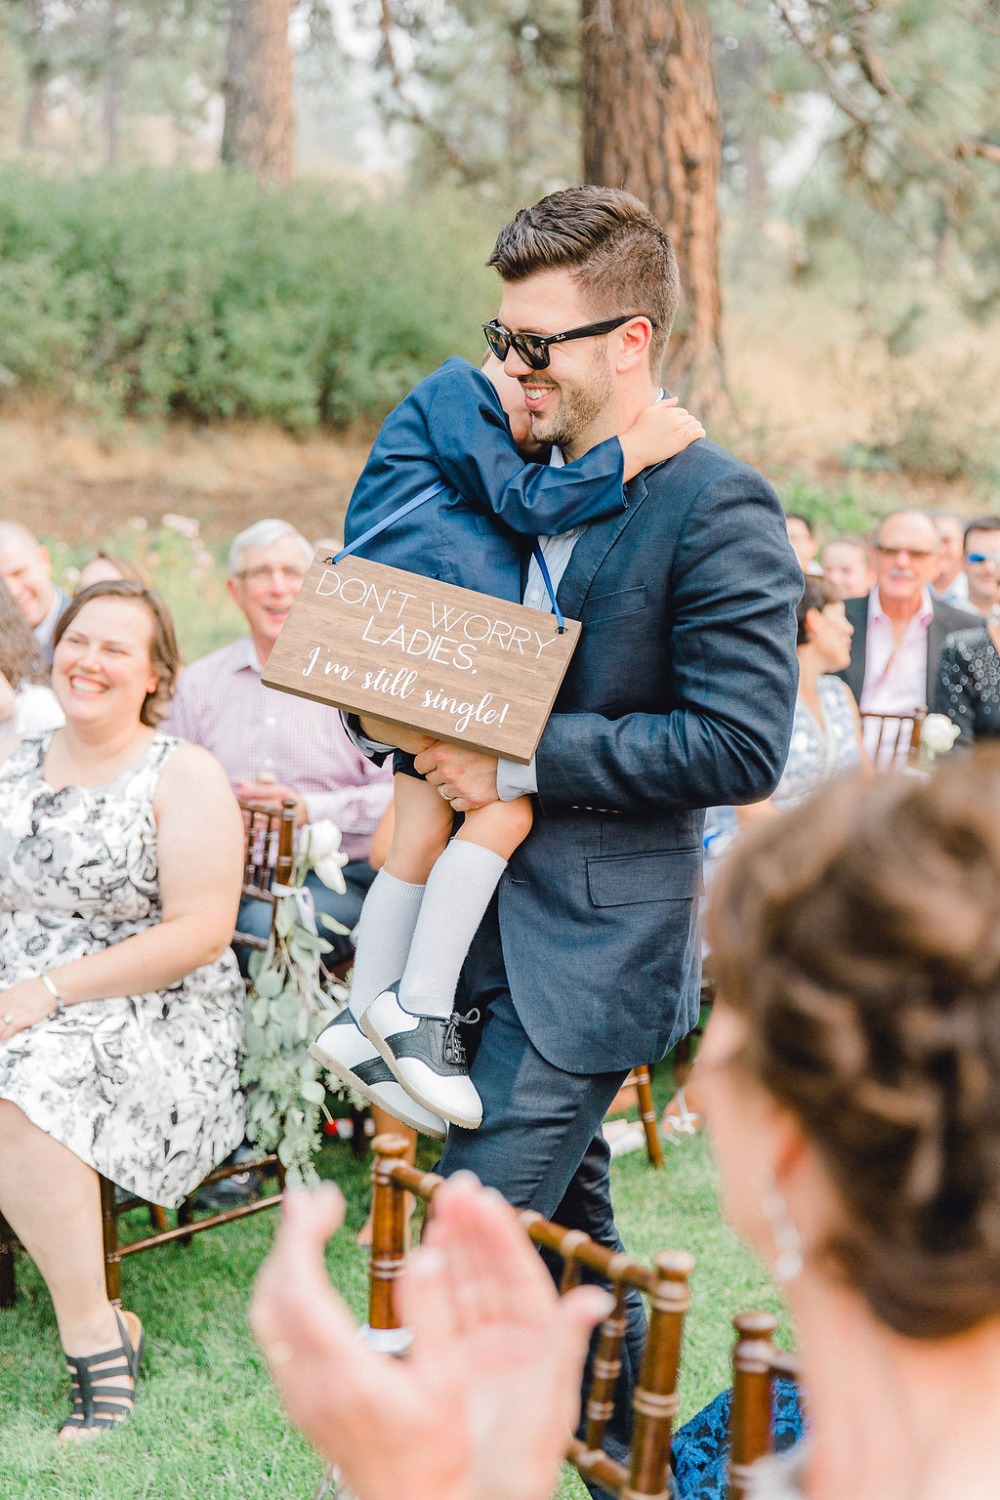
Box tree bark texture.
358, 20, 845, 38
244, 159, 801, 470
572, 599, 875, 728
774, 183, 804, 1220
221, 0, 294, 185
581, 0, 727, 413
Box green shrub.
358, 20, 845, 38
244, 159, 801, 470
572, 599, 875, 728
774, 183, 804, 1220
0, 168, 498, 429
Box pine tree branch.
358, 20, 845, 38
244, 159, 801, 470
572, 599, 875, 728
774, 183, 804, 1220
955, 138, 1000, 165
376, 0, 481, 182
772, 1, 876, 128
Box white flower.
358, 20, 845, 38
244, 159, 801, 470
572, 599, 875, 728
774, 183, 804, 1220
920, 714, 960, 758
305, 819, 348, 893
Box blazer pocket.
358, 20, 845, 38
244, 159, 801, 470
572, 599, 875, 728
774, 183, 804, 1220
586, 848, 702, 908
579, 585, 648, 624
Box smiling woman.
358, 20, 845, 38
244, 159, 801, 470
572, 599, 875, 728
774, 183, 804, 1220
0, 580, 247, 1443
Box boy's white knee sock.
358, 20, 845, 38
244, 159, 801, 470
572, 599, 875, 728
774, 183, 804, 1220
348, 871, 425, 1021
398, 841, 507, 1020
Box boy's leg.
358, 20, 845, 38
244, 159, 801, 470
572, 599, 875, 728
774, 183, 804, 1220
347, 772, 453, 1021
398, 797, 534, 1019
360, 797, 533, 1128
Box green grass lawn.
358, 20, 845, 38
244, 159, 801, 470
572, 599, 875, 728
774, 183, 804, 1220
0, 1080, 789, 1500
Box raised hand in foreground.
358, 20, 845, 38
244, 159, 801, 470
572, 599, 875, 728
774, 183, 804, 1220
250, 1175, 612, 1500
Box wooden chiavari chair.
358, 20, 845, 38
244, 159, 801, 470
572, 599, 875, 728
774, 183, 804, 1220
324, 1133, 695, 1500
728, 1311, 801, 1499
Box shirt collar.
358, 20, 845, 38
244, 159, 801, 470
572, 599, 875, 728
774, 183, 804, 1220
869, 585, 934, 628
232, 634, 264, 675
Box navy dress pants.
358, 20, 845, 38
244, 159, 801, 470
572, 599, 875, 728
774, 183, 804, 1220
439, 916, 648, 1497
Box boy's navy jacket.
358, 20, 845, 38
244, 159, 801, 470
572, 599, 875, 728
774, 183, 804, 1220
343, 357, 628, 602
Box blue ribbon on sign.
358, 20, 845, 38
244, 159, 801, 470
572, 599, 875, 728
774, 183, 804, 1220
330, 482, 565, 631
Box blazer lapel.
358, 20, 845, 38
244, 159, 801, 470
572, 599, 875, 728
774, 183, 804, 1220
555, 473, 651, 617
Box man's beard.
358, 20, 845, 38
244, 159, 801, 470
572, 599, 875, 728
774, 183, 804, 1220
527, 352, 614, 454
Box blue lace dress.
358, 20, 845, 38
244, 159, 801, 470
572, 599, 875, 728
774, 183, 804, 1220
0, 732, 245, 1208
772, 676, 861, 809
672, 1381, 805, 1498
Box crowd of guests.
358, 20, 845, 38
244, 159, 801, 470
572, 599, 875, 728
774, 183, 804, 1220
2, 500, 999, 1498
783, 507, 1000, 750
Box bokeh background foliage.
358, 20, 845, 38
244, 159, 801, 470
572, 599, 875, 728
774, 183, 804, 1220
0, 168, 497, 429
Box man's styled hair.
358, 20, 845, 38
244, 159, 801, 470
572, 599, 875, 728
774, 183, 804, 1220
487, 186, 680, 372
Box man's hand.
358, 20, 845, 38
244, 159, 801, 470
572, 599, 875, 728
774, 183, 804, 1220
250, 1178, 611, 1500
413, 743, 501, 812
234, 780, 308, 825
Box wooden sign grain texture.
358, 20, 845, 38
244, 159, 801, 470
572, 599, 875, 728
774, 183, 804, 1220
262, 552, 581, 763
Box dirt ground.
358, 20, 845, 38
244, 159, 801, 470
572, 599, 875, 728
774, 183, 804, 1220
0, 404, 374, 547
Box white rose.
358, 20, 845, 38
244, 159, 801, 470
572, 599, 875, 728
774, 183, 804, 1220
305, 820, 349, 894
920, 714, 961, 757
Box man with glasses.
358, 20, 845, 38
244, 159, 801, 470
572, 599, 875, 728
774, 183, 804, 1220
165, 518, 392, 960
961, 517, 1000, 617
837, 508, 977, 759
346, 185, 800, 1482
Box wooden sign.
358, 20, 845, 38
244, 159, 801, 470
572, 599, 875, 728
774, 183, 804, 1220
262, 552, 581, 764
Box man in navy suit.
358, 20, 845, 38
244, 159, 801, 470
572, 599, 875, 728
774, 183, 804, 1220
406, 186, 801, 1476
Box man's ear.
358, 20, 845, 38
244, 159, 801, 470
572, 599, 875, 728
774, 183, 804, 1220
613, 317, 654, 374
226, 576, 239, 607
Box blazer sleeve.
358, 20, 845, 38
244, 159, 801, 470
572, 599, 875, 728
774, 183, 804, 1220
534, 470, 802, 813
426, 363, 628, 536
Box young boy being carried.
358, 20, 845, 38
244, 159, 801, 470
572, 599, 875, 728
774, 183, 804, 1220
312, 353, 703, 1131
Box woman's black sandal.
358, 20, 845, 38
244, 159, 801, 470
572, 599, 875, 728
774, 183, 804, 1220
59, 1309, 144, 1440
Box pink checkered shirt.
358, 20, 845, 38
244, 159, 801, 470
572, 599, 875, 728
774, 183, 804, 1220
164, 637, 393, 861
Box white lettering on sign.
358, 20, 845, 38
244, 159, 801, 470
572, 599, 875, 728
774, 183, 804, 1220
263, 554, 581, 765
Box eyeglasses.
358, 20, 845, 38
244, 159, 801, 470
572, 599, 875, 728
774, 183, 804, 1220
235, 565, 307, 585
966, 552, 1000, 565
482, 314, 652, 371
874, 545, 936, 561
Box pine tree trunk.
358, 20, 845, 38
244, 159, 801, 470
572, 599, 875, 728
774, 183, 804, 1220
581, 0, 728, 417
221, 0, 294, 185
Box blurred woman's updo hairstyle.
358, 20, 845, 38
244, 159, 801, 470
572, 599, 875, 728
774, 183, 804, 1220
53, 581, 180, 727
706, 750, 1000, 1339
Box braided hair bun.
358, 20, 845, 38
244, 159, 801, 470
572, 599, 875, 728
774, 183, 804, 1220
707, 749, 1000, 1338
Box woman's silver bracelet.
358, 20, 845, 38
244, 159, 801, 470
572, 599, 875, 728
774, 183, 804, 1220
39, 972, 66, 1018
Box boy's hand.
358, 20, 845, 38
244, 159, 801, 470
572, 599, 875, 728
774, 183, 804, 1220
619, 396, 704, 480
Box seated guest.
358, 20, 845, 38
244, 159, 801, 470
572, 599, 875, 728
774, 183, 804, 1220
0, 521, 70, 662
742, 575, 867, 818
819, 534, 874, 600
838, 508, 976, 764
254, 752, 1000, 1500
934, 520, 1000, 745
0, 580, 246, 1440
784, 512, 822, 575
164, 519, 393, 962
76, 550, 151, 592
930, 509, 970, 605
0, 577, 63, 736
960, 516, 1000, 618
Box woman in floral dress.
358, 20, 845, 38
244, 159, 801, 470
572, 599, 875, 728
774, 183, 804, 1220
0, 580, 245, 1441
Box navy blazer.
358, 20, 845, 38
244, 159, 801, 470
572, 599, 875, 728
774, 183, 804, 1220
837, 593, 980, 706
461, 438, 802, 1074
343, 357, 629, 600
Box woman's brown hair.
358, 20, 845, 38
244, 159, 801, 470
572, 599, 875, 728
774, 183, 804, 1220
53, 581, 181, 727
707, 751, 1000, 1339
796, 574, 841, 647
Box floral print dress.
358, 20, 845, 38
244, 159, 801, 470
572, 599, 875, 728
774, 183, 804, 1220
0, 732, 245, 1208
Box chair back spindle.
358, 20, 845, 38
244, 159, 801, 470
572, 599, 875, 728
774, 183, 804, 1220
365, 1134, 694, 1500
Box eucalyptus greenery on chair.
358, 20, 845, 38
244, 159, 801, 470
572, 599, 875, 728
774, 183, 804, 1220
240, 820, 351, 1185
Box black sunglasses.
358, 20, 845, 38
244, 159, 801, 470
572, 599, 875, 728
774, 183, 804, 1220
482, 313, 652, 371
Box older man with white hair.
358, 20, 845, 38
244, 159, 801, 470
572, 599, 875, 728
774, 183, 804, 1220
165, 518, 393, 959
